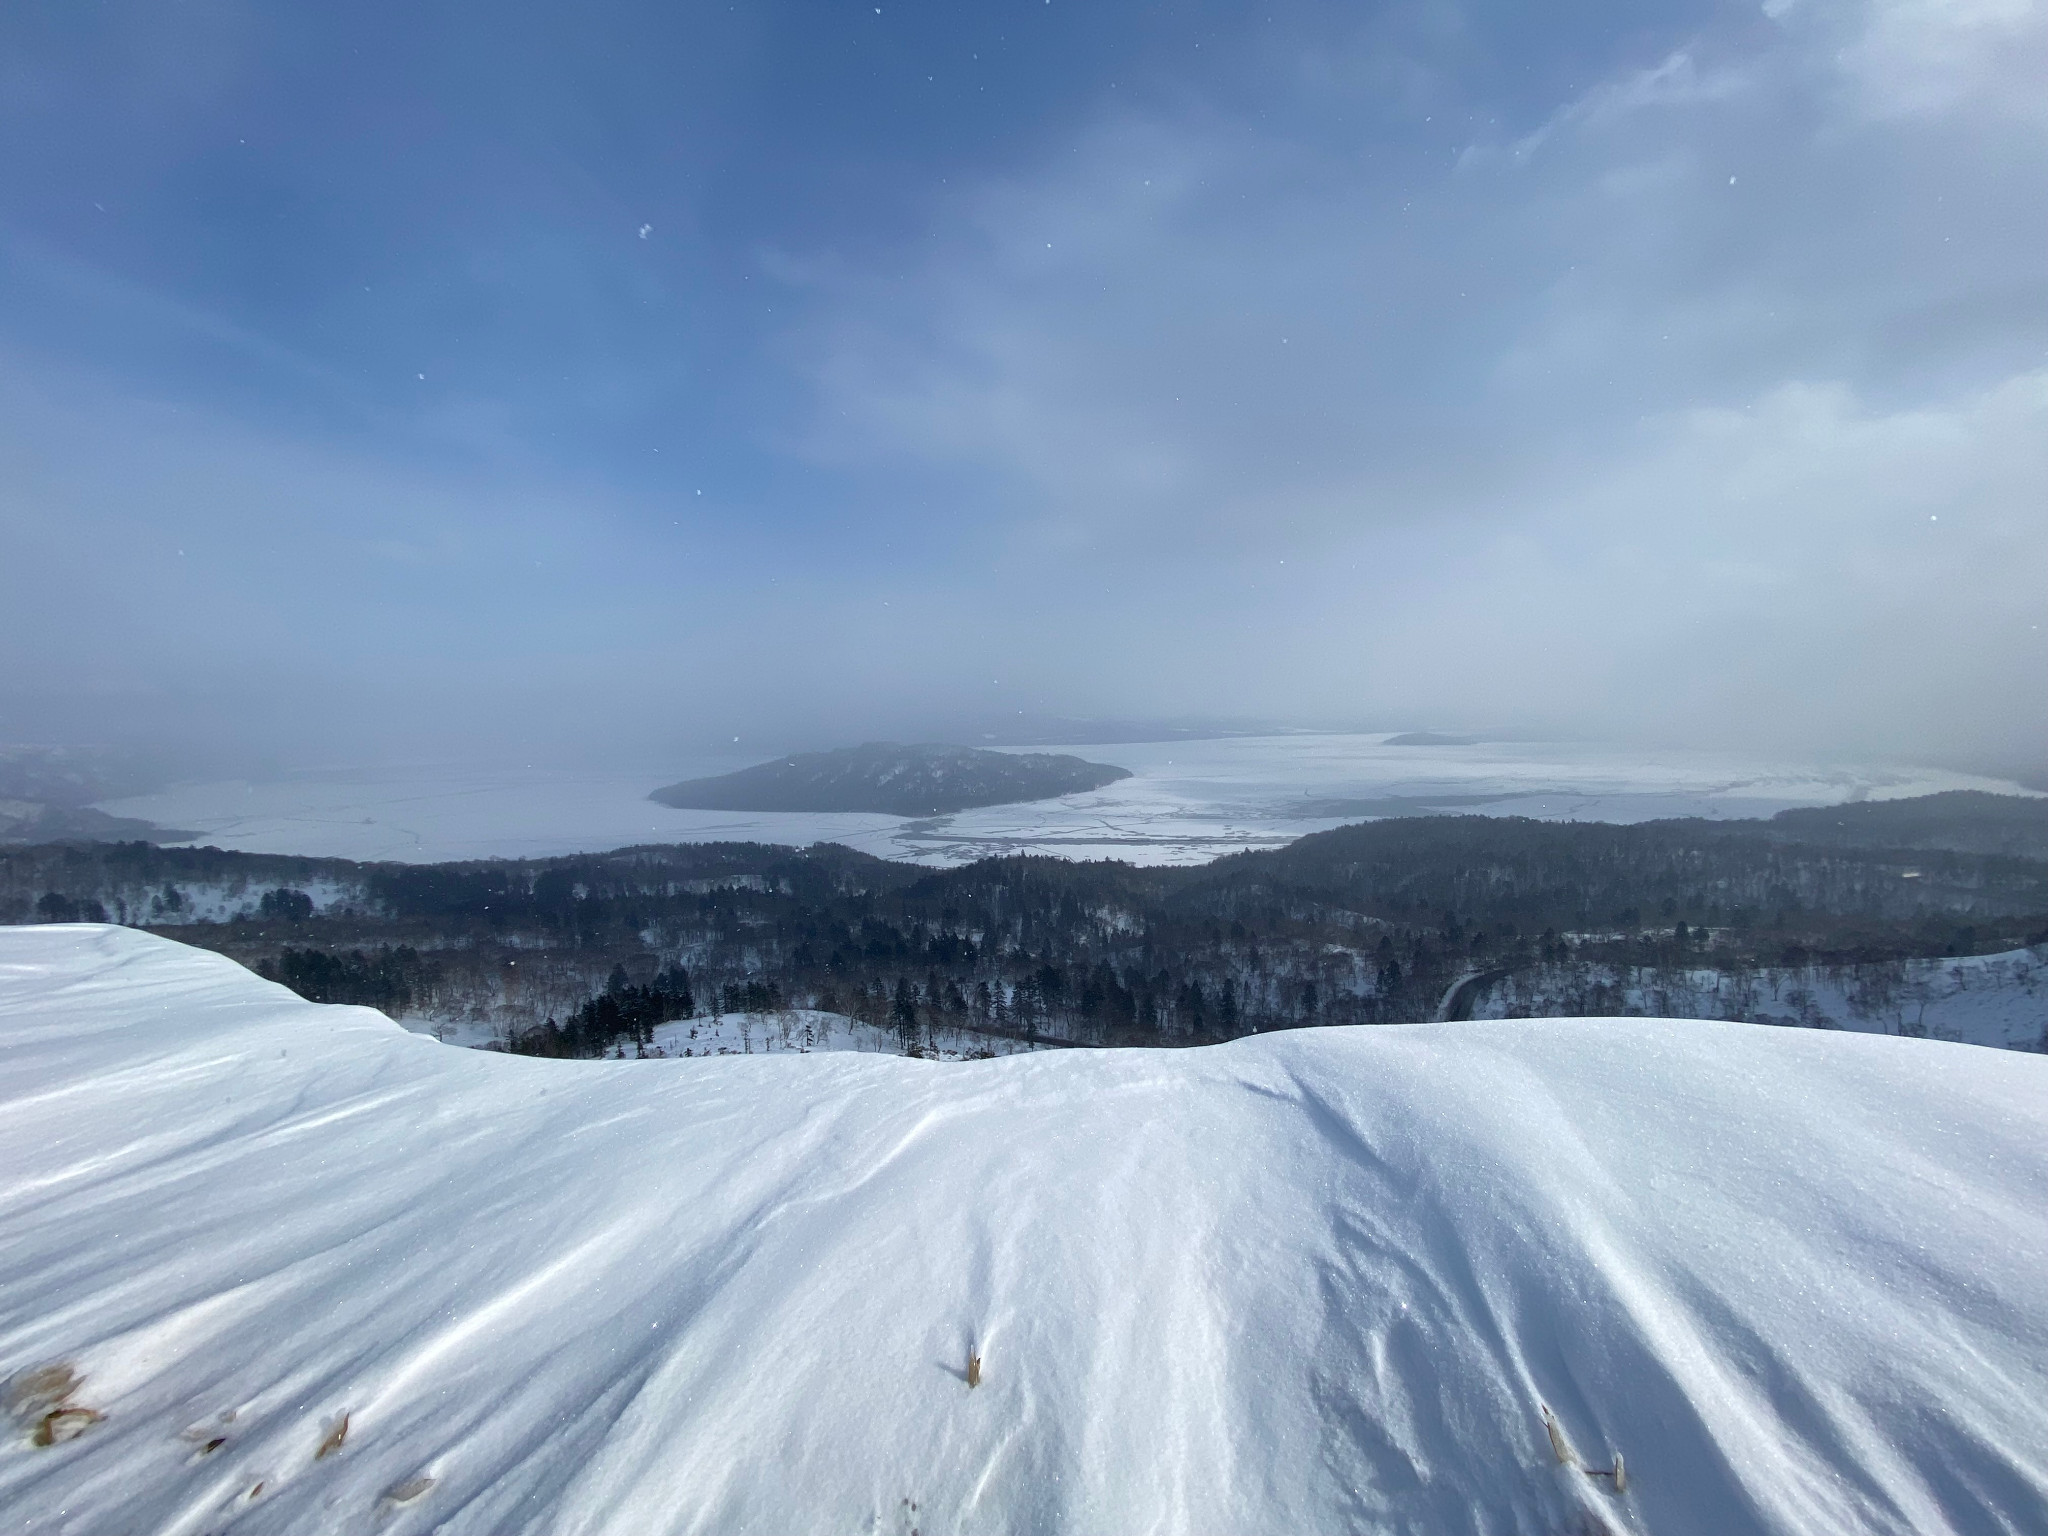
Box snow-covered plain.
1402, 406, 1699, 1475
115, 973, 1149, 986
97, 736, 2028, 866
5, 926, 2046, 1535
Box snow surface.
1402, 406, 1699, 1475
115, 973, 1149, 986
95, 737, 2029, 866
4, 925, 2046, 1536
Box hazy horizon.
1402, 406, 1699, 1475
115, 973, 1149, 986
4, 0, 2043, 780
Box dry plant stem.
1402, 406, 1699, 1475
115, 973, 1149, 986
1541, 1405, 1577, 1467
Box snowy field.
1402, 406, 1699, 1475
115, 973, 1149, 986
5, 926, 2046, 1536
97, 735, 2027, 866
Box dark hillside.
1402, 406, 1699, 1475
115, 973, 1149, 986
1224, 813, 2048, 929
1763, 791, 2048, 859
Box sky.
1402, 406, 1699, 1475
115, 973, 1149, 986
1, 0, 2043, 774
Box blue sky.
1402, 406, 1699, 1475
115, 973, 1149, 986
2, 0, 2043, 769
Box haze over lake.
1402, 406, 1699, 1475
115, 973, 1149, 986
101, 735, 2029, 866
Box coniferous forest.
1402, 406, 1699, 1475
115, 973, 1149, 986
4, 793, 2045, 1058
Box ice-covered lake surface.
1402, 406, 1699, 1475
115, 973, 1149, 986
101, 734, 2030, 866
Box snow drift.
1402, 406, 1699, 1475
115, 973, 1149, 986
2, 926, 2044, 1536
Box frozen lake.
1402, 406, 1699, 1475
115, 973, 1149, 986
101, 734, 2028, 866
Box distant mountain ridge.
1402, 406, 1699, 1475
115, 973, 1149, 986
650, 742, 1132, 816
0, 801, 188, 845
0, 744, 191, 845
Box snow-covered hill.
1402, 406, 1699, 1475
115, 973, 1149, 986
3, 927, 2044, 1536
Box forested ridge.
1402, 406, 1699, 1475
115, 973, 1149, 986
4, 793, 2045, 1056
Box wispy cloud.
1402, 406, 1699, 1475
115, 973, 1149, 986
1, 0, 2041, 768
763, 0, 2047, 760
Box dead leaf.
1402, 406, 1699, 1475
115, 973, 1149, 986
34, 1407, 102, 1446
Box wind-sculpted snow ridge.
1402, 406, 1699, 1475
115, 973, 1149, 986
2, 928, 2044, 1536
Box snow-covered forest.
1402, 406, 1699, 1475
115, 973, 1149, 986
5, 793, 2042, 1056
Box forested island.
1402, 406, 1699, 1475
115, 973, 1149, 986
649, 741, 1132, 815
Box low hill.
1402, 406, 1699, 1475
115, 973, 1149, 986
3, 925, 2044, 1534
650, 742, 1131, 816
0, 801, 188, 845
1764, 789, 2048, 859
0, 747, 189, 845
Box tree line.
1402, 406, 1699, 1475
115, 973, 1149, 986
5, 801, 2045, 1056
